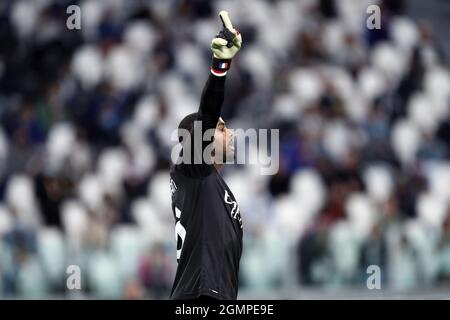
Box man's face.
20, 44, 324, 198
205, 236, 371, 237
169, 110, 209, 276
213, 117, 234, 163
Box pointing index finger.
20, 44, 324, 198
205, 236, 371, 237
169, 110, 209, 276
219, 10, 234, 31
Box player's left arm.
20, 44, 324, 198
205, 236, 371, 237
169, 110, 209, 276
176, 11, 242, 177
179, 11, 241, 175
197, 10, 242, 131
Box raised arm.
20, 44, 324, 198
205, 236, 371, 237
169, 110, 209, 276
197, 10, 242, 131
178, 11, 242, 176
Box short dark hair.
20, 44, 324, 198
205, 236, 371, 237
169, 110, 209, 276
178, 112, 198, 143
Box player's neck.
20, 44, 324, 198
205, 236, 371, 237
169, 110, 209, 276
214, 163, 222, 173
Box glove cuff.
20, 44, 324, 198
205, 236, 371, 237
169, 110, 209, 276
210, 57, 232, 77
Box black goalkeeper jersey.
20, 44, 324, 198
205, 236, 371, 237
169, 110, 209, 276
169, 72, 243, 300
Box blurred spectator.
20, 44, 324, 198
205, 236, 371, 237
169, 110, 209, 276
138, 243, 172, 299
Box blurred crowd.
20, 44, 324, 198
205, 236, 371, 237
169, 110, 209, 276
0, 0, 450, 299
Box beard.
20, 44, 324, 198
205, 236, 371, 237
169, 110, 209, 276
214, 142, 235, 164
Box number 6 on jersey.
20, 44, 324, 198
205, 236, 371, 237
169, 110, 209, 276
175, 207, 186, 261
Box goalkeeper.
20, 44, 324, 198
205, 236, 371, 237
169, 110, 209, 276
169, 11, 243, 300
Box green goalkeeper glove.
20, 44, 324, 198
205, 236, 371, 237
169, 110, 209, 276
210, 10, 242, 76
